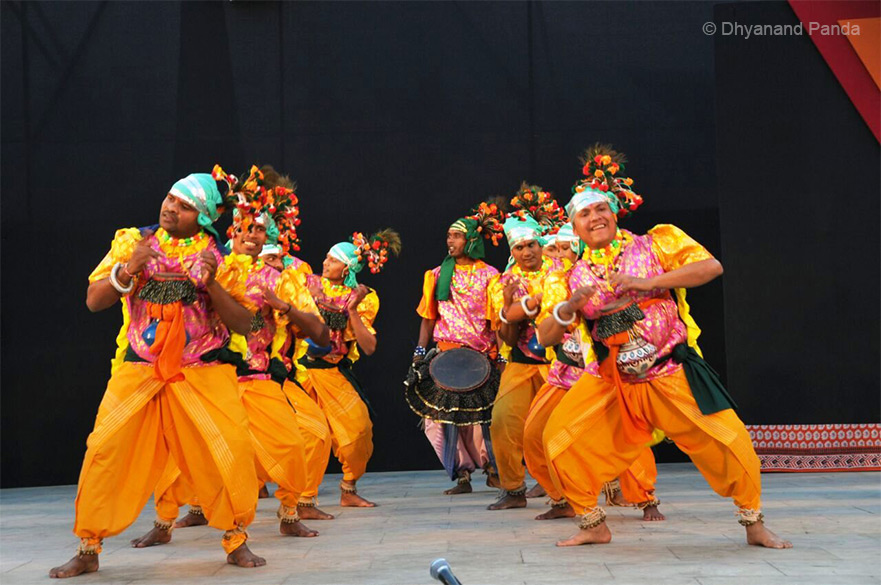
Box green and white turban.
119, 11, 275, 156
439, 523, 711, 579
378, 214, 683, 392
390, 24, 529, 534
260, 243, 283, 257
556, 223, 584, 256
329, 242, 362, 288
565, 186, 620, 218
169, 173, 224, 238
503, 215, 543, 248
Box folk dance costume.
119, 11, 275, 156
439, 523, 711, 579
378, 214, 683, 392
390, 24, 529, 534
59, 172, 261, 575
149, 166, 325, 535
541, 145, 776, 544
407, 202, 505, 492
485, 186, 563, 507
524, 265, 662, 519
296, 230, 401, 502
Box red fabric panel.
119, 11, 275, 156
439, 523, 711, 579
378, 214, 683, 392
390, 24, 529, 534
789, 1, 881, 141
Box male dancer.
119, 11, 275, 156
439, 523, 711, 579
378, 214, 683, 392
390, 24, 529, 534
539, 145, 790, 548
524, 262, 664, 521
129, 166, 329, 545
50, 170, 266, 578
412, 202, 504, 494
298, 230, 401, 506
485, 187, 563, 510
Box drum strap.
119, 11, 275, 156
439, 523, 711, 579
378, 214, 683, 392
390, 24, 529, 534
442, 424, 460, 480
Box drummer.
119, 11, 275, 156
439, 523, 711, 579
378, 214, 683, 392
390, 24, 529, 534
414, 201, 504, 494
485, 185, 564, 510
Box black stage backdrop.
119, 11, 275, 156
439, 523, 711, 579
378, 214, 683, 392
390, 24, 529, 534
1, 1, 876, 488
714, 3, 880, 423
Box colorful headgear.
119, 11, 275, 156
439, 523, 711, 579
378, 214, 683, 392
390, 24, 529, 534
437, 199, 506, 302
213, 165, 302, 256
567, 144, 643, 219
502, 215, 543, 247
330, 229, 402, 289
555, 222, 584, 256
168, 172, 226, 238
260, 243, 282, 257
508, 182, 564, 247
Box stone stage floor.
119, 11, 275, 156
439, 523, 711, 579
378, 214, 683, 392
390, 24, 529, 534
1, 463, 879, 584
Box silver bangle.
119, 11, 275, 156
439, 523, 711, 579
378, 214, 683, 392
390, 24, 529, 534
109, 262, 135, 295
498, 307, 511, 325
521, 296, 539, 318
552, 301, 576, 326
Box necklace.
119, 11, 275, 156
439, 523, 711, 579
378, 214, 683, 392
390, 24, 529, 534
321, 277, 350, 296
586, 230, 627, 289
155, 228, 211, 265
157, 228, 208, 248
451, 262, 479, 296
514, 257, 551, 282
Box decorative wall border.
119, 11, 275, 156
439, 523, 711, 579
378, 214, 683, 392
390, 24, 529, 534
746, 424, 881, 472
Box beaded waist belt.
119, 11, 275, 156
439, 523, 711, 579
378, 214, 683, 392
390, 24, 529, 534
138, 274, 197, 305
595, 302, 645, 339
317, 303, 348, 331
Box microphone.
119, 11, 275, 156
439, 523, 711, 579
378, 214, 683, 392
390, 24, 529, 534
430, 558, 463, 585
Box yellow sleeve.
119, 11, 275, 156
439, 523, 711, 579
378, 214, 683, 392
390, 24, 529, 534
297, 261, 313, 276
355, 290, 379, 335
345, 289, 380, 363
536, 269, 572, 326
277, 267, 320, 314
215, 253, 255, 308
485, 273, 505, 330
88, 228, 142, 283
648, 224, 714, 272
416, 270, 438, 320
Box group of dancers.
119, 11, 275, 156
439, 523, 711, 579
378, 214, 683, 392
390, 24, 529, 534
50, 144, 790, 579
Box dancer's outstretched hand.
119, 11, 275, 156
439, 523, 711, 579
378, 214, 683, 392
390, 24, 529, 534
610, 273, 654, 293
200, 249, 218, 285
262, 288, 290, 314
567, 285, 597, 312
125, 231, 159, 276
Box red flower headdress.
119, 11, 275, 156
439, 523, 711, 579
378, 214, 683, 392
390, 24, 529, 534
214, 165, 302, 255
575, 143, 643, 218
351, 229, 402, 275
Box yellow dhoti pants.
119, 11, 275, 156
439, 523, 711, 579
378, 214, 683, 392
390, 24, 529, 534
155, 377, 310, 525
73, 362, 257, 555
524, 382, 659, 505
544, 368, 761, 522
490, 362, 550, 491
282, 379, 333, 503
301, 367, 373, 483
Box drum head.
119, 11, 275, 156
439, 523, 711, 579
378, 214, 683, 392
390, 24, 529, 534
428, 348, 491, 392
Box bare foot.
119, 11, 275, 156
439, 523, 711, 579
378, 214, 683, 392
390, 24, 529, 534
525, 483, 546, 498
485, 474, 502, 489
226, 543, 267, 568
49, 555, 99, 578
608, 490, 632, 507
340, 491, 376, 507
444, 481, 473, 495
556, 522, 613, 547
298, 505, 335, 520
130, 526, 172, 548
280, 520, 319, 537
535, 503, 575, 520
642, 504, 665, 521
174, 512, 208, 528
746, 523, 793, 549
258, 485, 270, 499
487, 492, 527, 510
